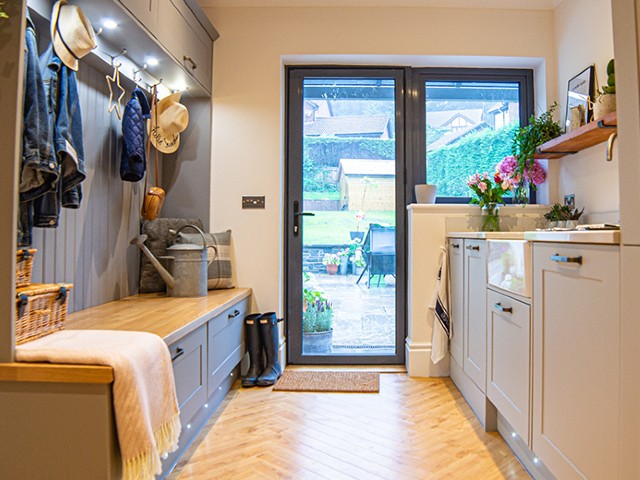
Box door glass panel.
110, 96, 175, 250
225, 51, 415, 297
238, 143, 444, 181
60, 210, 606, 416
301, 77, 396, 356
425, 81, 521, 198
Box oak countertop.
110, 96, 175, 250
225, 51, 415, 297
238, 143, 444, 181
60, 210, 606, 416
0, 288, 252, 384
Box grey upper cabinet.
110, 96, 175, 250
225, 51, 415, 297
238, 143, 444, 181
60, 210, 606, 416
118, 0, 159, 33
157, 0, 213, 92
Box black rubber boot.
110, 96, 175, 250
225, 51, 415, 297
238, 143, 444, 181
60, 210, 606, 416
256, 312, 282, 386
241, 313, 263, 387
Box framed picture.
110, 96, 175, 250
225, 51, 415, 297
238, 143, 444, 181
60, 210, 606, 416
565, 65, 595, 132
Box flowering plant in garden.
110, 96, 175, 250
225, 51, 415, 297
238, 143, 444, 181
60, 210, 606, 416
467, 171, 516, 207
322, 253, 340, 266
302, 288, 333, 333
355, 210, 366, 232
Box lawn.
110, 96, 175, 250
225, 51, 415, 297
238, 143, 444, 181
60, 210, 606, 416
302, 210, 395, 245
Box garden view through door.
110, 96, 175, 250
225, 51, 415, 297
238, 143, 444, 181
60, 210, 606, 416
298, 75, 399, 359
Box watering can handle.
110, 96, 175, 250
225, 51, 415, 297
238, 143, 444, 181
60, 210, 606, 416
175, 224, 216, 266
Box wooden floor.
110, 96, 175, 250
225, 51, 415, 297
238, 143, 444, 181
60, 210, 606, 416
170, 373, 530, 480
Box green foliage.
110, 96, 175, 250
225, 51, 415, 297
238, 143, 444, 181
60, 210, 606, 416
303, 156, 339, 193
512, 103, 563, 172
601, 59, 616, 95
427, 124, 518, 197
304, 137, 395, 167
548, 204, 584, 221
0, 3, 7, 19
302, 288, 333, 333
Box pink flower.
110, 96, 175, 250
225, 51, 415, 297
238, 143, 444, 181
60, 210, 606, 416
478, 181, 487, 193
498, 156, 517, 176
467, 173, 481, 187
524, 159, 547, 185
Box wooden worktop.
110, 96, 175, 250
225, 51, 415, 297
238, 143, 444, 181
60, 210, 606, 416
0, 287, 252, 384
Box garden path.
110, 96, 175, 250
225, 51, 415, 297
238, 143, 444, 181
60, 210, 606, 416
313, 271, 396, 355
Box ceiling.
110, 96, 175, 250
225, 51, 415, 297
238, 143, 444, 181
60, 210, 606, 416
198, 0, 562, 9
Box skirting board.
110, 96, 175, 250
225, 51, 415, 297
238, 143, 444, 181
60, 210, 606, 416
497, 413, 555, 480
405, 341, 450, 377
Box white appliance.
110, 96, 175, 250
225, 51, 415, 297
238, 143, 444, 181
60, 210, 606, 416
486, 240, 531, 299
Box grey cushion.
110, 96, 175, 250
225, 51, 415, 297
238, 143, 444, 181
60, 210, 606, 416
175, 229, 234, 289
139, 218, 203, 293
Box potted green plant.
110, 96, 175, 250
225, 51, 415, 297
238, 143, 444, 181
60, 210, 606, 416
511, 103, 563, 200
593, 59, 616, 119
322, 253, 340, 275
302, 287, 333, 353
565, 207, 584, 229
350, 211, 366, 241
543, 203, 564, 228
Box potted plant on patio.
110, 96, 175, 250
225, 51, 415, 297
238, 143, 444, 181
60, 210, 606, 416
322, 253, 340, 275
302, 287, 333, 354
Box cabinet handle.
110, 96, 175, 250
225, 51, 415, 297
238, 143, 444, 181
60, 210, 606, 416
494, 303, 513, 314
183, 55, 197, 70
228, 309, 241, 319
452, 243, 460, 249
550, 254, 582, 265
171, 347, 185, 361
466, 245, 480, 251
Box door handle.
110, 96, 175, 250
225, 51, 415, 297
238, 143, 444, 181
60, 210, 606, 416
550, 254, 582, 265
183, 55, 197, 70
451, 243, 460, 249
293, 200, 315, 237
466, 245, 480, 251
228, 309, 240, 319
494, 303, 513, 314
171, 347, 185, 361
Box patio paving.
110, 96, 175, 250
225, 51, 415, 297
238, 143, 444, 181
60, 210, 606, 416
306, 271, 396, 355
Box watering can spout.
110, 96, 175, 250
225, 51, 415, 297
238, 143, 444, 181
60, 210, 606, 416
130, 235, 176, 289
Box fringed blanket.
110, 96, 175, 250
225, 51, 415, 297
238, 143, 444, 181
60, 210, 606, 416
16, 330, 181, 480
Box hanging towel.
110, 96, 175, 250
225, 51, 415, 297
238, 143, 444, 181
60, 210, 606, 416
429, 246, 450, 364
16, 330, 181, 480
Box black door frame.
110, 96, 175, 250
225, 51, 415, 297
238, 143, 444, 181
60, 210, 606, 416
285, 66, 407, 365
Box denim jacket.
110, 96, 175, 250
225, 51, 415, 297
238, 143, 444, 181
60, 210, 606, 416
21, 13, 57, 200
18, 13, 57, 245
34, 44, 87, 228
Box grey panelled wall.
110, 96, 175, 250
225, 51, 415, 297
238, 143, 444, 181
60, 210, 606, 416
30, 65, 144, 313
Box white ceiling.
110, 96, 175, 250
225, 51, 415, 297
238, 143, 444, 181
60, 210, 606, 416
198, 0, 562, 9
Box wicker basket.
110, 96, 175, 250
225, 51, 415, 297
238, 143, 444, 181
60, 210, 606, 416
15, 283, 73, 345
16, 248, 37, 288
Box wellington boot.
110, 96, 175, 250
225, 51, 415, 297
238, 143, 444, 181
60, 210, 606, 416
256, 312, 282, 386
241, 313, 264, 387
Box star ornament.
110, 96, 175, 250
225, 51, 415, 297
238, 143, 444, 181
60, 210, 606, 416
106, 65, 126, 120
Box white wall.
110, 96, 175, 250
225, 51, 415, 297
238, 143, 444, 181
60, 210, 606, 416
202, 5, 557, 311
553, 0, 618, 222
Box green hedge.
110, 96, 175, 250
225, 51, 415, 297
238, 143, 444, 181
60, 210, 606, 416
427, 124, 518, 197
304, 137, 395, 167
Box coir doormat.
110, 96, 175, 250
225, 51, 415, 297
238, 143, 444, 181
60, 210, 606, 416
272, 370, 379, 393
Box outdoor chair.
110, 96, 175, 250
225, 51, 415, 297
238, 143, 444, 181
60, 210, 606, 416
356, 223, 396, 288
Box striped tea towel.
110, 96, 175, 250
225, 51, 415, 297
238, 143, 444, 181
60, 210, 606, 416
429, 246, 450, 364
16, 330, 181, 480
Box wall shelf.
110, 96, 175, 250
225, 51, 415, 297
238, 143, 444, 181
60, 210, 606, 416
535, 111, 617, 159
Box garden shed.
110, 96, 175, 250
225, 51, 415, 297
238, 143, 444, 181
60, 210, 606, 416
338, 159, 395, 211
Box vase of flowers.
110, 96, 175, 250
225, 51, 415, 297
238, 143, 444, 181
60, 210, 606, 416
467, 171, 516, 232
497, 155, 547, 205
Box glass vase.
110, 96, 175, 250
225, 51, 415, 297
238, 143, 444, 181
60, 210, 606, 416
482, 203, 501, 232
513, 182, 529, 205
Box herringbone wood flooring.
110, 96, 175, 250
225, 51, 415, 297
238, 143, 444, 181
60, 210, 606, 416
171, 374, 530, 480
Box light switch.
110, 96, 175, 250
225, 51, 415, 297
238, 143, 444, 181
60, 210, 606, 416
242, 196, 265, 209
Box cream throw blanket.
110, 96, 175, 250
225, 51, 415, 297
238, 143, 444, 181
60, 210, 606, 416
16, 330, 181, 480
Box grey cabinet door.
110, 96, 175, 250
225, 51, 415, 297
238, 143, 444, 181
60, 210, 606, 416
463, 239, 487, 392
118, 0, 159, 33
207, 298, 249, 397
448, 239, 464, 367
169, 324, 207, 425
157, 0, 213, 93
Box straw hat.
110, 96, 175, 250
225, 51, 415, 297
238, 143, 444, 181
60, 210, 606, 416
51, 0, 97, 71
148, 92, 189, 154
